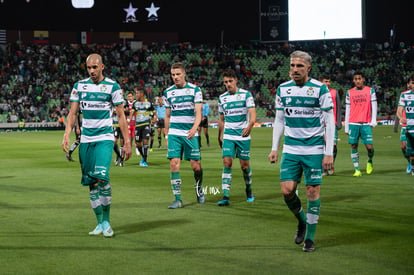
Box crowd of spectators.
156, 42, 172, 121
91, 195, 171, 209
0, 39, 412, 124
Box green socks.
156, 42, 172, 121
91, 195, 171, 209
171, 171, 182, 200
305, 198, 321, 242
222, 167, 232, 198
284, 194, 306, 224
89, 186, 103, 224
351, 148, 360, 170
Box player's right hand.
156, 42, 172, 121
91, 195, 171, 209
268, 150, 278, 163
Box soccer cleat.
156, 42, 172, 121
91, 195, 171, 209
353, 170, 362, 177
406, 163, 412, 174
217, 198, 230, 206
195, 180, 205, 204
140, 160, 148, 167
88, 223, 103, 236
366, 162, 373, 175
102, 221, 114, 238
303, 239, 315, 252
168, 199, 183, 209
119, 159, 124, 167
246, 188, 255, 202
150, 148, 153, 152
322, 170, 328, 176
66, 154, 74, 162
158, 144, 162, 148
328, 169, 334, 175
114, 156, 120, 166
295, 222, 306, 244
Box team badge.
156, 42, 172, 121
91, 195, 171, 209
100, 85, 107, 92
307, 87, 314, 96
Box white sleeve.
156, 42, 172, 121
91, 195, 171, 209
324, 109, 335, 156
370, 100, 377, 127
345, 104, 350, 133
271, 110, 285, 151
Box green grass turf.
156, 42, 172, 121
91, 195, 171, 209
0, 126, 413, 274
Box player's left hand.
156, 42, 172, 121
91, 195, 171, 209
187, 128, 196, 140
322, 155, 334, 171
242, 127, 251, 137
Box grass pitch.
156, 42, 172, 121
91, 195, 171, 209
0, 126, 413, 274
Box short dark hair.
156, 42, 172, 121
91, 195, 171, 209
319, 74, 330, 82
134, 85, 145, 94
353, 71, 364, 78
408, 73, 414, 83
221, 68, 237, 79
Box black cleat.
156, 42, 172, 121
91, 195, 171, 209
66, 154, 74, 162
303, 239, 315, 252
295, 222, 306, 244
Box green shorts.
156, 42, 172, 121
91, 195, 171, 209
79, 140, 114, 186
348, 124, 373, 145
400, 127, 407, 142
222, 139, 250, 160
280, 153, 323, 185
406, 132, 414, 156
167, 135, 201, 161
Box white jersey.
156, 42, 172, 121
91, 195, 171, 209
276, 78, 333, 155
218, 88, 255, 141
70, 77, 124, 143
163, 82, 203, 137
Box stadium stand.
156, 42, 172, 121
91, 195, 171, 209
0, 40, 412, 124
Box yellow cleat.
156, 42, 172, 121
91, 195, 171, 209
366, 162, 373, 175
353, 170, 362, 177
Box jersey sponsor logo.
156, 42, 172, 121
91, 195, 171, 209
224, 108, 245, 116
351, 94, 368, 104
406, 107, 414, 113
82, 102, 107, 109
286, 88, 292, 94
285, 108, 315, 116
171, 102, 193, 110
304, 99, 316, 105
285, 98, 292, 105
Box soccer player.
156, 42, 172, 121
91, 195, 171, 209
128, 86, 157, 167
319, 74, 342, 175
163, 62, 204, 209
345, 72, 377, 176
268, 50, 335, 252
112, 112, 124, 167
66, 111, 82, 162
397, 73, 414, 175
62, 53, 132, 238
154, 96, 166, 148
217, 68, 256, 206
198, 101, 210, 147
125, 91, 136, 153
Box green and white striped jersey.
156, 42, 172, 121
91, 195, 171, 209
163, 82, 203, 137
70, 77, 124, 143
398, 89, 414, 134
276, 78, 333, 155
218, 88, 255, 141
